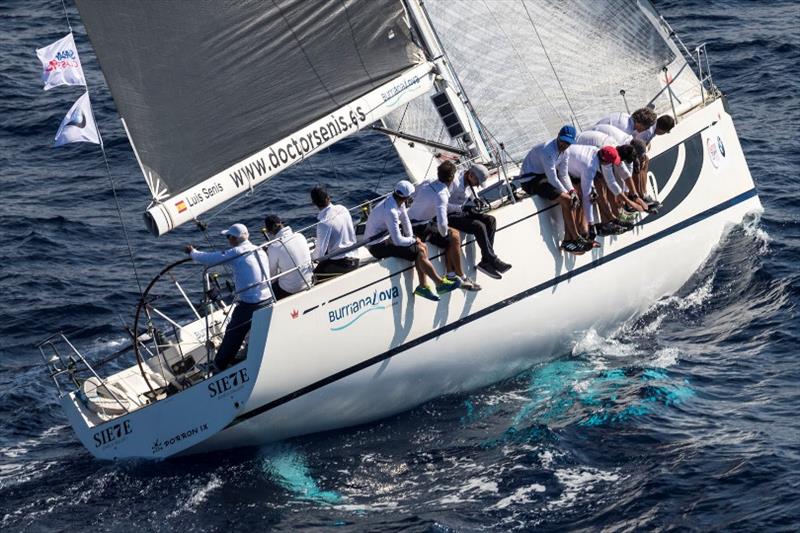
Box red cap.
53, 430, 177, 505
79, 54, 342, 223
598, 146, 621, 165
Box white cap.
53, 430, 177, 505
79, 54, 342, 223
468, 164, 490, 184
394, 180, 415, 198
221, 223, 249, 240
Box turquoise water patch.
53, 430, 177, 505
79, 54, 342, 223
642, 369, 669, 380
461, 360, 697, 438
578, 374, 695, 426
262, 445, 342, 504
460, 399, 501, 426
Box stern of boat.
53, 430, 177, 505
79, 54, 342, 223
37, 271, 274, 459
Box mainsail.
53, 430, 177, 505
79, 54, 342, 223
384, 0, 704, 166
74, 0, 432, 235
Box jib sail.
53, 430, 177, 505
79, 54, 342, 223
384, 0, 704, 167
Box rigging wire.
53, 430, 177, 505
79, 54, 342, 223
372, 103, 410, 192
340, 0, 376, 86
59, 0, 72, 32
54, 2, 144, 298
416, 2, 490, 161
520, 0, 581, 129
271, 0, 341, 107
480, 0, 566, 126
95, 125, 146, 299
326, 146, 340, 182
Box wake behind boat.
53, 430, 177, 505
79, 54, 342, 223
36, 0, 760, 459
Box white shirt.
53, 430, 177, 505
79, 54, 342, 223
521, 139, 572, 193
191, 241, 271, 304
364, 194, 415, 247
407, 179, 450, 237
567, 144, 622, 196
575, 130, 612, 149
447, 169, 477, 214
313, 204, 358, 261
590, 123, 633, 144
578, 129, 631, 188
635, 124, 656, 144
595, 112, 635, 135
267, 226, 314, 294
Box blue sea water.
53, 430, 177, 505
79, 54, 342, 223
1, 0, 799, 530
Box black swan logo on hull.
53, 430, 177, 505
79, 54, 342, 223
639, 131, 705, 226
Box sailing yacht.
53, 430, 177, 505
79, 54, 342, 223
39, 0, 761, 459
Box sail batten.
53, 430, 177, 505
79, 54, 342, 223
74, 0, 425, 233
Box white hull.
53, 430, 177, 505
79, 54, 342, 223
61, 98, 761, 459
195, 98, 761, 453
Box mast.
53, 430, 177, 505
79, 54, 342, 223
402, 0, 493, 164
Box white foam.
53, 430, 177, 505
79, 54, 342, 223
538, 450, 556, 469
492, 484, 546, 510
572, 328, 639, 368
649, 347, 680, 368
0, 424, 67, 459
462, 476, 499, 495
742, 211, 770, 254
0, 460, 58, 492
168, 475, 223, 517
334, 501, 399, 512
568, 270, 716, 371
676, 275, 715, 311
547, 467, 621, 510
1, 466, 114, 528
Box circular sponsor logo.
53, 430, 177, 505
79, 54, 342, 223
707, 135, 726, 169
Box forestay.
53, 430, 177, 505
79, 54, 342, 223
74, 0, 430, 235
384, 0, 704, 166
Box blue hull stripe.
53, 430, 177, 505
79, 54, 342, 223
229, 188, 758, 427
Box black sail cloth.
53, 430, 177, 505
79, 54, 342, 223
74, 0, 423, 197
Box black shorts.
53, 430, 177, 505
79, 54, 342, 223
521, 174, 560, 201
412, 221, 451, 249
368, 240, 419, 262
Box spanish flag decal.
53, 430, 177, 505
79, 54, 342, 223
175, 200, 187, 213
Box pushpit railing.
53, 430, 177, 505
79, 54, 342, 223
36, 331, 131, 413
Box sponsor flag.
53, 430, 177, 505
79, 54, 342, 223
54, 92, 100, 147
36, 33, 87, 90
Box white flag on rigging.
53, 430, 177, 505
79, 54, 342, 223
54, 92, 100, 147
36, 33, 87, 90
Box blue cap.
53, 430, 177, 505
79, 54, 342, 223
557, 124, 577, 144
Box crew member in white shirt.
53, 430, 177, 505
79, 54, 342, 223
625, 138, 660, 210
567, 145, 631, 239
590, 124, 632, 145
575, 132, 649, 212
594, 108, 657, 140
635, 115, 676, 145
408, 162, 479, 290
309, 186, 359, 281
520, 124, 582, 249
364, 180, 460, 302
612, 144, 650, 213
263, 214, 314, 300
447, 162, 512, 279
575, 129, 614, 149
185, 223, 270, 372
586, 125, 656, 211
594, 110, 674, 206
